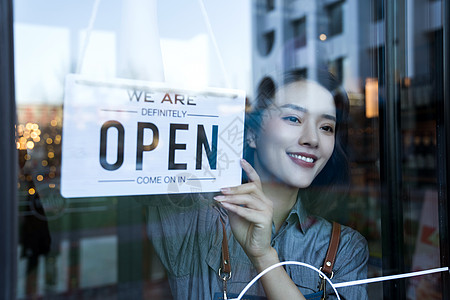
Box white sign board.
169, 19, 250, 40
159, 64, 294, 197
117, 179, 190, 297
61, 75, 246, 198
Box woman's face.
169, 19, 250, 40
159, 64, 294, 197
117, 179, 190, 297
251, 80, 336, 188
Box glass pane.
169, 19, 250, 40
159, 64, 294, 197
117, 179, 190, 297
12, 0, 447, 299
13, 1, 251, 298
399, 3, 443, 299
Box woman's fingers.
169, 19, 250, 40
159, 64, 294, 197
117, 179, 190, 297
218, 159, 262, 196
218, 160, 271, 207
214, 193, 270, 211
240, 159, 262, 188
217, 160, 274, 259
216, 159, 273, 225
220, 182, 271, 206
220, 202, 270, 224
220, 182, 260, 196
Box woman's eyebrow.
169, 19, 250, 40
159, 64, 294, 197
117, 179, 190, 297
279, 104, 336, 122
322, 114, 336, 122
279, 104, 307, 113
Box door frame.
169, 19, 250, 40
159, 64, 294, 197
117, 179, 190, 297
0, 0, 18, 299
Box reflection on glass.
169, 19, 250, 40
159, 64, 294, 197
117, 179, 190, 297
11, 0, 446, 299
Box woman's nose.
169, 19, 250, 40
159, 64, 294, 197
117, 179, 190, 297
298, 122, 319, 147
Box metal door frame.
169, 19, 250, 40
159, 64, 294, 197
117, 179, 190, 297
0, 0, 18, 299
438, 0, 450, 298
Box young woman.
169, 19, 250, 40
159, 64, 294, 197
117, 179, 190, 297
146, 72, 368, 299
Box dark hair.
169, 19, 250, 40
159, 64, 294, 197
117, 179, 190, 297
244, 69, 350, 216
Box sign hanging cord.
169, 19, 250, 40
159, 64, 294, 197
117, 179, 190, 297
76, 0, 102, 74
197, 0, 232, 88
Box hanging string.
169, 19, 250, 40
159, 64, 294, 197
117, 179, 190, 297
197, 0, 232, 88
231, 261, 341, 300
76, 0, 102, 74
231, 261, 449, 300
333, 266, 449, 288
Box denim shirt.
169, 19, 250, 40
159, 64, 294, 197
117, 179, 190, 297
145, 193, 368, 300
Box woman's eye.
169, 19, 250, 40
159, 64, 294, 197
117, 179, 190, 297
321, 125, 334, 133
282, 116, 301, 123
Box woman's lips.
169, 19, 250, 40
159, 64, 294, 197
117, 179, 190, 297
287, 152, 317, 168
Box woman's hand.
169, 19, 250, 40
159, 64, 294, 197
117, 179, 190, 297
214, 159, 274, 263
215, 159, 306, 299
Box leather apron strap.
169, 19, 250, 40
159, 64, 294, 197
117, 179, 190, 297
321, 222, 341, 277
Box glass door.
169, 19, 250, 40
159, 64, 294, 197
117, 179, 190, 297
2, 0, 449, 299
378, 0, 448, 299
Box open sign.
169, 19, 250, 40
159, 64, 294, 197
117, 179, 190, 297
61, 75, 245, 198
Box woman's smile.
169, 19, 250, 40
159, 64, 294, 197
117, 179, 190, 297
287, 152, 317, 167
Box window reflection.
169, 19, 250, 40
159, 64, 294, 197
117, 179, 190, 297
326, 1, 344, 37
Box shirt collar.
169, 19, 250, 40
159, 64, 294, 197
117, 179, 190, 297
286, 196, 311, 234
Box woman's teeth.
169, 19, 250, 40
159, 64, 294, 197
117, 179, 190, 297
288, 153, 314, 163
